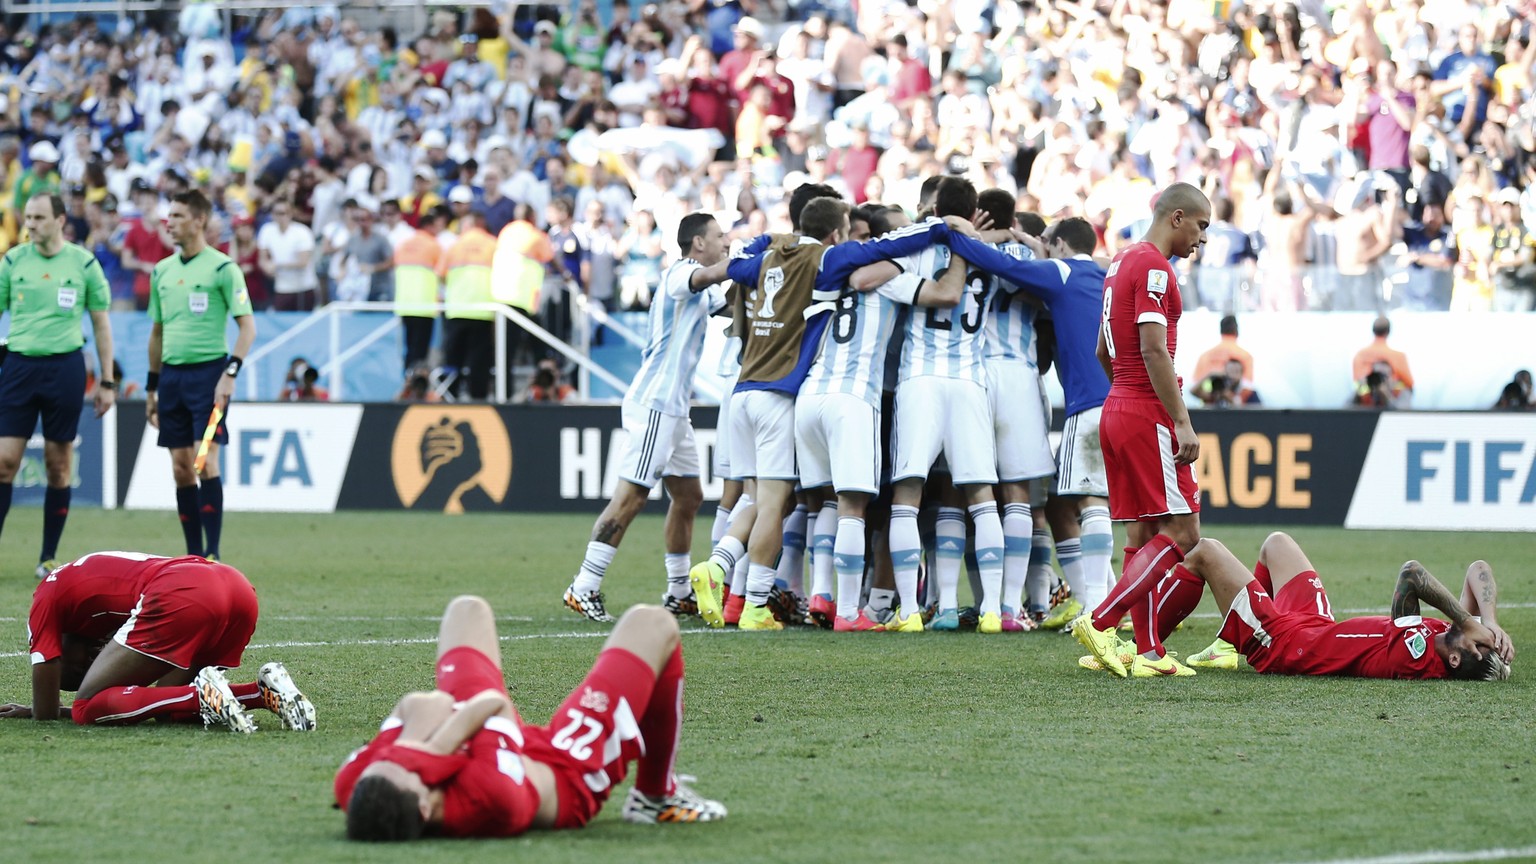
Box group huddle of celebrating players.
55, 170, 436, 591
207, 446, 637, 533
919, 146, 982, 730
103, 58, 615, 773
0, 176, 1516, 844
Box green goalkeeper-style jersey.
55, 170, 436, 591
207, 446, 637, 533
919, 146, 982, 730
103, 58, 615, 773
0, 242, 110, 356
149, 247, 254, 365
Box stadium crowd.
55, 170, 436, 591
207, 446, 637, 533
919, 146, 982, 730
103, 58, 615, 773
0, 0, 1533, 400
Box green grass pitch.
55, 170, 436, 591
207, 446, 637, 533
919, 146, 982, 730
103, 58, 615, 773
1, 510, 1533, 864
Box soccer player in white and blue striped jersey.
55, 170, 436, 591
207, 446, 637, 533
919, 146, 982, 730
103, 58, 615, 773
948, 217, 1116, 629
563, 214, 731, 623
977, 190, 1057, 632
863, 178, 1010, 634
797, 216, 968, 631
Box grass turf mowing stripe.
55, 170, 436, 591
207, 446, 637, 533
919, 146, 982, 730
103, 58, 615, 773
1283, 845, 1536, 864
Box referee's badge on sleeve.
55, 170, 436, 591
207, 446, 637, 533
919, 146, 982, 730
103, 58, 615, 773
56, 287, 76, 309
189, 292, 209, 315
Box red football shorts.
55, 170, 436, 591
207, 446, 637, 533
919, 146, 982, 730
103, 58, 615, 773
1217, 572, 1333, 674
435, 645, 511, 702
113, 560, 258, 669
525, 647, 658, 829
1100, 395, 1200, 521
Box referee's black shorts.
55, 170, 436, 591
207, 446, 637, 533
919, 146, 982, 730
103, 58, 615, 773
0, 349, 86, 442
158, 358, 230, 449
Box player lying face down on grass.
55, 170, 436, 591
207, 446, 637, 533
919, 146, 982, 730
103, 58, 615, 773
336, 597, 725, 841
1079, 531, 1513, 680
0, 552, 315, 731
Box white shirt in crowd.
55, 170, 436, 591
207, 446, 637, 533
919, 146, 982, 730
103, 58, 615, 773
257, 220, 319, 294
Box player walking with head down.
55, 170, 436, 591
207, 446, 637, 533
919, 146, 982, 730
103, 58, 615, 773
1074, 183, 1212, 678
146, 191, 257, 562
0, 193, 116, 578
562, 213, 730, 623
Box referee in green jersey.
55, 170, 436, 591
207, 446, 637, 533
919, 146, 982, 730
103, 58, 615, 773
146, 191, 256, 560
0, 193, 115, 578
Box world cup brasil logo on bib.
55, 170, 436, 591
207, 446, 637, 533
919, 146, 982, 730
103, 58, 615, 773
390, 407, 513, 513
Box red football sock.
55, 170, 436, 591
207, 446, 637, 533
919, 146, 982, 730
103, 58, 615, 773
634, 645, 684, 799
1253, 561, 1273, 594
71, 685, 200, 725
231, 680, 264, 709
1092, 534, 1183, 631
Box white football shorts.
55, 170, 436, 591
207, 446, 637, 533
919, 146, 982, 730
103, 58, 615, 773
618, 399, 699, 488
1055, 405, 1109, 498
795, 391, 880, 494
729, 389, 798, 481
986, 359, 1056, 483
891, 376, 998, 486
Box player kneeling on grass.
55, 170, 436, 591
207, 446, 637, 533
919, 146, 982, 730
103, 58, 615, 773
1079, 532, 1513, 681
0, 551, 315, 732
335, 596, 725, 841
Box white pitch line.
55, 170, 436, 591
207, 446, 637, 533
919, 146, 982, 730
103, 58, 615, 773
1281, 845, 1536, 864
0, 626, 741, 659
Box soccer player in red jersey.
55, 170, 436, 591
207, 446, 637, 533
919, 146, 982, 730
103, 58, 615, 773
1072, 183, 1212, 678
1086, 532, 1513, 681
336, 596, 725, 841
0, 551, 314, 732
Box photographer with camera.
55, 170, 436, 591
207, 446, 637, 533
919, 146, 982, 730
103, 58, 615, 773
1194, 360, 1260, 409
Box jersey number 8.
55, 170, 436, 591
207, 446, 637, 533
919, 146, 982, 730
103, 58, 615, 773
831, 293, 859, 344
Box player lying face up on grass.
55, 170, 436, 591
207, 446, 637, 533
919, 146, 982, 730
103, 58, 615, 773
0, 552, 315, 731
1078, 531, 1513, 681
336, 597, 724, 841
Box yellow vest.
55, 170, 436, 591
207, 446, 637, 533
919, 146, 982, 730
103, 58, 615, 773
442, 228, 498, 321
393, 230, 442, 318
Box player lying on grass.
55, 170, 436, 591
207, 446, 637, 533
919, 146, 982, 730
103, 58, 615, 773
1078, 532, 1513, 680
0, 551, 315, 731
336, 596, 725, 841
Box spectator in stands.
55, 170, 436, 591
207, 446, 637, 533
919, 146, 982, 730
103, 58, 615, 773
616, 208, 664, 311
13, 141, 61, 215
1333, 176, 1399, 311
258, 198, 321, 310
1401, 204, 1457, 311
121, 181, 172, 312
1351, 57, 1416, 192
1194, 197, 1255, 311
1453, 191, 1496, 311
476, 165, 516, 235
338, 203, 394, 303
1352, 316, 1414, 406
227, 214, 269, 311
1192, 315, 1255, 387
1492, 187, 1536, 311
1433, 22, 1498, 138
87, 194, 134, 312
576, 199, 617, 345
1195, 359, 1261, 408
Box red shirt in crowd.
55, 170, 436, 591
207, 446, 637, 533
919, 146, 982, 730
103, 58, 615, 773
123, 216, 171, 306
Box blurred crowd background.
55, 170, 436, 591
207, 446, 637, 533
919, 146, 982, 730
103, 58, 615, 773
1, 0, 1534, 400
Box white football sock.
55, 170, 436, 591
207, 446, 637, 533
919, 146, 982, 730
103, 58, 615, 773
746, 562, 776, 606
810, 501, 838, 599
935, 507, 966, 611
1026, 528, 1054, 611
664, 553, 691, 599
776, 505, 808, 594
1080, 505, 1114, 612
1002, 502, 1031, 616
833, 516, 866, 619
710, 505, 732, 546
889, 505, 922, 616
969, 502, 1004, 617
573, 541, 616, 594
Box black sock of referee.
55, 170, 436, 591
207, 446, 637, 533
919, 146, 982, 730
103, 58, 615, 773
0, 481, 11, 539
200, 477, 223, 559
175, 485, 203, 556
40, 486, 69, 563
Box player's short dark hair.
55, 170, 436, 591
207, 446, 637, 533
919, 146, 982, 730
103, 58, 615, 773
917, 175, 945, 213
1016, 212, 1047, 238
932, 176, 978, 220
171, 190, 212, 221
1051, 217, 1098, 255
347, 775, 426, 841
976, 189, 1016, 232
849, 205, 875, 230
677, 212, 718, 253
866, 205, 904, 237
29, 192, 66, 219
1272, 191, 1294, 216
1220, 315, 1239, 336
789, 183, 841, 231
1442, 624, 1510, 681
800, 197, 850, 242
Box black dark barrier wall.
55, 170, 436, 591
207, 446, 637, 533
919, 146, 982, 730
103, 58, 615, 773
115, 402, 1383, 523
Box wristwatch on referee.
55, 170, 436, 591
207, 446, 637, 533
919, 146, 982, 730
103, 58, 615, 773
99, 380, 116, 391
224, 357, 244, 379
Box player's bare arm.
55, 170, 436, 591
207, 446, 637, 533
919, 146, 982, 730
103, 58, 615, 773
691, 258, 731, 289
0, 659, 63, 720
850, 261, 900, 291
1460, 561, 1514, 663
918, 253, 967, 306
1138, 320, 1198, 464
